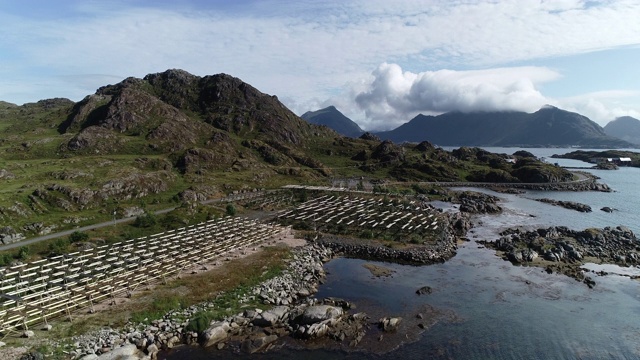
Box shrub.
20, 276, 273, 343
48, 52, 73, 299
134, 213, 157, 228
225, 203, 236, 216
0, 253, 13, 266
186, 311, 215, 333
49, 238, 70, 255
17, 246, 30, 261
69, 231, 89, 243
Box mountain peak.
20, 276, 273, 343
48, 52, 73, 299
301, 106, 364, 138
604, 116, 640, 145
300, 105, 364, 138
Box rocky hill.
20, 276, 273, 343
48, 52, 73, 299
301, 106, 364, 138
603, 116, 640, 145
375, 106, 634, 148
0, 69, 575, 241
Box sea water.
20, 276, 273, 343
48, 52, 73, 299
162, 148, 640, 359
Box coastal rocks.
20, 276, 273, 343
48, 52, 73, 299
301, 305, 343, 325
378, 317, 402, 332
507, 249, 538, 263
202, 321, 230, 347
601, 207, 616, 213
318, 238, 457, 265
454, 191, 502, 214
252, 306, 290, 327
240, 334, 279, 354
533, 198, 592, 212
480, 225, 640, 287
316, 210, 464, 266
94, 344, 144, 360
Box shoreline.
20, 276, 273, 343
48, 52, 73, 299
4, 180, 637, 359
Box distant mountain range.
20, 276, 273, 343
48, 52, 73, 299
301, 106, 364, 138
301, 105, 635, 148
603, 116, 640, 146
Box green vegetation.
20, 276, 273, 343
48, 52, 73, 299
225, 203, 237, 216
130, 295, 184, 324
0, 70, 572, 245
68, 231, 89, 243
133, 212, 158, 228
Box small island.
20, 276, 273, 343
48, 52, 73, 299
552, 150, 640, 168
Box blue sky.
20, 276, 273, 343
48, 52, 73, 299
1, 0, 639, 130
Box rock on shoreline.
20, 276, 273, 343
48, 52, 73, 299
532, 198, 592, 212
479, 225, 640, 287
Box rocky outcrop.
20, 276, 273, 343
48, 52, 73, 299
480, 225, 640, 287
378, 317, 402, 332
21, 222, 57, 236
533, 198, 592, 212
454, 191, 502, 214
0, 169, 15, 180
300, 305, 343, 325
30, 171, 175, 211
0, 226, 25, 245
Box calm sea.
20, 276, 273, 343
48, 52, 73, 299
163, 148, 640, 360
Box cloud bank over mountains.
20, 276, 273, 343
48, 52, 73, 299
353, 63, 559, 129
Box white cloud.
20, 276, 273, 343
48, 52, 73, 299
354, 63, 559, 130
0, 0, 639, 129
555, 90, 640, 125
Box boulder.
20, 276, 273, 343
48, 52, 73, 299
416, 286, 433, 295
522, 249, 538, 262
146, 343, 159, 358
240, 334, 279, 354
301, 305, 343, 325
202, 321, 230, 347
507, 250, 523, 263
79, 355, 99, 360
95, 344, 143, 360
252, 306, 289, 327
379, 317, 402, 332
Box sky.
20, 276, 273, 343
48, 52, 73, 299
1, 0, 640, 131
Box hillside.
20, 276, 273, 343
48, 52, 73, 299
301, 106, 364, 138
603, 116, 640, 145
0, 69, 574, 242
375, 106, 634, 148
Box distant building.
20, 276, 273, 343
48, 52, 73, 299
590, 157, 632, 166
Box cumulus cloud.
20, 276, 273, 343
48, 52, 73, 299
354, 63, 560, 130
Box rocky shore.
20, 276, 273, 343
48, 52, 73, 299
61, 208, 475, 360
61, 237, 435, 360
531, 198, 592, 212
315, 211, 471, 266
479, 225, 640, 287
64, 243, 333, 359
